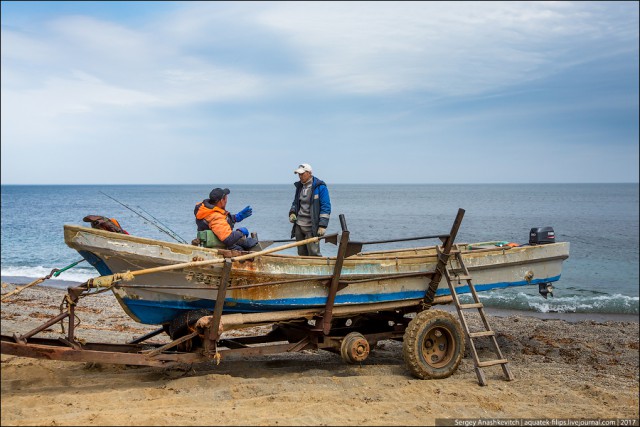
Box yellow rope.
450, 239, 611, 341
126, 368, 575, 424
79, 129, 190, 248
1, 277, 48, 302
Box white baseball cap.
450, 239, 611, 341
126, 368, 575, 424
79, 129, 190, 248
293, 163, 312, 174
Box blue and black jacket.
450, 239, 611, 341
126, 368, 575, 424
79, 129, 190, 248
289, 176, 331, 238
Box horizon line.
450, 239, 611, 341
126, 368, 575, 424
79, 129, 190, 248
1, 182, 638, 186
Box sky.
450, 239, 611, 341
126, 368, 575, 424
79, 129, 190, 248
1, 1, 638, 184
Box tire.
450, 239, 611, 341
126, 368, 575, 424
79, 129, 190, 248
166, 309, 212, 352
402, 309, 465, 379
167, 309, 212, 340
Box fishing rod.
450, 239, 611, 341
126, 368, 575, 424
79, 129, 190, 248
137, 205, 188, 244
99, 191, 188, 244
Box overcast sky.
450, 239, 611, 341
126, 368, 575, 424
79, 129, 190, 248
1, 1, 638, 184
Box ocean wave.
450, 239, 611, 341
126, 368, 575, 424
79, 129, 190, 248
1, 265, 95, 283
461, 291, 639, 314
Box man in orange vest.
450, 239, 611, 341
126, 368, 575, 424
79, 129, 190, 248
194, 188, 258, 251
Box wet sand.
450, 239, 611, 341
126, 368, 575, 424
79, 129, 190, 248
1, 283, 638, 426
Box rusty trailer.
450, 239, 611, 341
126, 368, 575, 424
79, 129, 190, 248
1, 208, 526, 382
1, 296, 458, 374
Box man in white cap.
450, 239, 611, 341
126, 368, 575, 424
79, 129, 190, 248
289, 163, 331, 256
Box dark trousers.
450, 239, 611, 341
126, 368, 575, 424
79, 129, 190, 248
294, 224, 321, 256
229, 236, 258, 251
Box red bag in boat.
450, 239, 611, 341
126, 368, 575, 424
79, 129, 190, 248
83, 215, 129, 234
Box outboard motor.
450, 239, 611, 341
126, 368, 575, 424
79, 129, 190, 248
538, 283, 554, 299
529, 227, 555, 245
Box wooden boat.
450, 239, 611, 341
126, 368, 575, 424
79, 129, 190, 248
63, 220, 569, 326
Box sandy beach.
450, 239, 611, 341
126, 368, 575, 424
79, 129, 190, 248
1, 282, 638, 426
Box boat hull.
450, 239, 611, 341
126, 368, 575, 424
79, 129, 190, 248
64, 225, 569, 325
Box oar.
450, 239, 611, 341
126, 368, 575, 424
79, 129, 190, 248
249, 238, 294, 251
253, 235, 338, 251
345, 234, 450, 257
88, 233, 340, 288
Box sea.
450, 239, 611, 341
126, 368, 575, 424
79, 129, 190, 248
1, 184, 638, 315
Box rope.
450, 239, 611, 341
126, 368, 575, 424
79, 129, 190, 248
53, 259, 85, 277
1, 259, 86, 302
58, 292, 83, 334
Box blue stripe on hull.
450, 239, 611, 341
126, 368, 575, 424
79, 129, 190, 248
121, 275, 561, 325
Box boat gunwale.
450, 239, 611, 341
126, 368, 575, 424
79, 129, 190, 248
63, 224, 569, 264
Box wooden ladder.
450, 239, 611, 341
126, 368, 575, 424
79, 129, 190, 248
439, 244, 515, 386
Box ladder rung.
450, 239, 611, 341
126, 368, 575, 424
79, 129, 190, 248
469, 331, 495, 338
460, 303, 483, 309
477, 358, 509, 368
452, 275, 472, 281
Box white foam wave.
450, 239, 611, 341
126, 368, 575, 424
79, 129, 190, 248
1, 265, 95, 282
461, 290, 640, 314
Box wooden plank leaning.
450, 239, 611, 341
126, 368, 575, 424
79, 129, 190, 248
321, 214, 350, 335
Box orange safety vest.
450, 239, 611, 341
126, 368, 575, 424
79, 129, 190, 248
195, 204, 232, 241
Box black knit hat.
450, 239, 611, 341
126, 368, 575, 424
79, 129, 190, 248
209, 188, 230, 203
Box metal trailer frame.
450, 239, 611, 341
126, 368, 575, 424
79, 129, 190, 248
1, 209, 466, 378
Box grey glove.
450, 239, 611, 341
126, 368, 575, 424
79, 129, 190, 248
317, 227, 326, 237
289, 213, 297, 223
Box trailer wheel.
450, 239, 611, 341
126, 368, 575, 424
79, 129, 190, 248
167, 309, 211, 339
340, 332, 370, 364
167, 309, 211, 351
402, 310, 465, 379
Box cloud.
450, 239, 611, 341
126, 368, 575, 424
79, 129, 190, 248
1, 1, 638, 184
4, 2, 637, 103
256, 1, 638, 95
